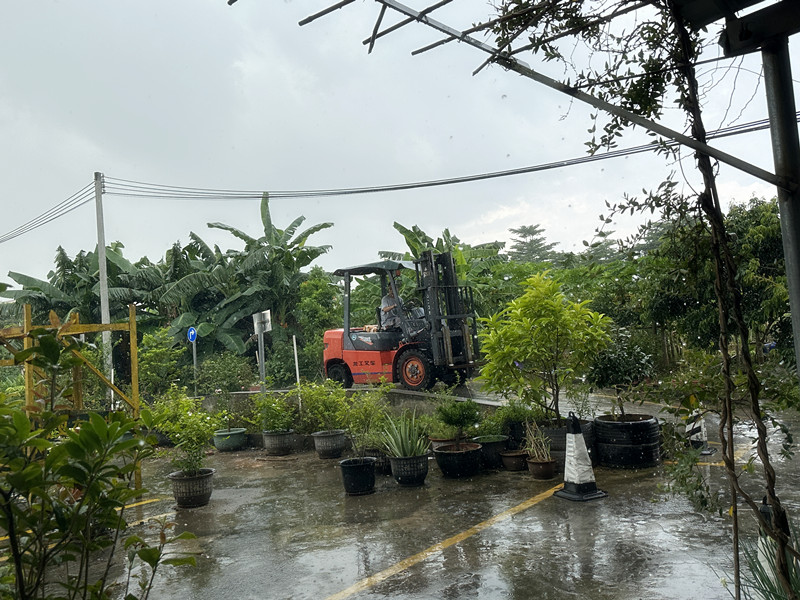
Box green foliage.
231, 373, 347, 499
479, 273, 611, 422
196, 351, 255, 395
434, 399, 482, 443
253, 393, 297, 432
138, 327, 187, 401
0, 331, 194, 600
587, 327, 655, 414
417, 412, 458, 440
658, 421, 724, 514
506, 224, 559, 264
153, 386, 221, 474
14, 329, 86, 413
382, 411, 430, 458
0, 367, 24, 402
295, 266, 342, 381
481, 400, 547, 438
122, 517, 198, 600
345, 385, 389, 455
263, 340, 297, 388
737, 521, 800, 600
295, 380, 348, 434
165, 194, 333, 356
523, 421, 551, 461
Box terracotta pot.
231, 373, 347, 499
526, 458, 556, 480
499, 449, 529, 471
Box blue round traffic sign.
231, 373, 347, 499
187, 327, 197, 342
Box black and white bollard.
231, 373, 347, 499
685, 409, 717, 456
554, 412, 607, 502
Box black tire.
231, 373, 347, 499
594, 414, 660, 445
396, 349, 433, 391
596, 441, 661, 469
594, 414, 661, 469
327, 363, 353, 389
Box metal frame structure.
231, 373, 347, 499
299, 0, 800, 369
0, 304, 140, 417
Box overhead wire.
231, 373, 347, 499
0, 183, 95, 245
102, 112, 789, 201
0, 111, 793, 245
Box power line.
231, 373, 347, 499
0, 184, 94, 245
0, 112, 792, 245
102, 113, 786, 200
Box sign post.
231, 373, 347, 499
252, 311, 271, 392
187, 327, 198, 397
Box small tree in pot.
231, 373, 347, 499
155, 386, 221, 507
255, 393, 297, 456
479, 273, 611, 425
432, 399, 483, 478
339, 386, 389, 495
297, 380, 349, 458
587, 328, 660, 469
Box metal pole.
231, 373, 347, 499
192, 338, 197, 397
258, 330, 266, 393
293, 334, 302, 412
94, 172, 113, 397
762, 38, 800, 372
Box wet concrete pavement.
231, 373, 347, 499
120, 404, 800, 600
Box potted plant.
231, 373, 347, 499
472, 410, 509, 469
339, 387, 388, 495
155, 388, 221, 508
212, 409, 248, 452
524, 421, 556, 480
297, 380, 349, 459
432, 399, 483, 478
587, 327, 660, 469
383, 412, 431, 487
419, 413, 460, 450
479, 273, 611, 426
255, 394, 297, 456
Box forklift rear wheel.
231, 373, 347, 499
397, 350, 433, 391
328, 363, 353, 389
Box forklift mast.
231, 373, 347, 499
414, 250, 478, 368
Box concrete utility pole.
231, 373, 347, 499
94, 172, 113, 396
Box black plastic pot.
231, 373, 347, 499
365, 448, 392, 475
389, 455, 429, 486
312, 429, 347, 459
167, 468, 215, 508
594, 414, 660, 469
262, 430, 294, 456
472, 435, 509, 470
339, 457, 377, 495
433, 443, 482, 478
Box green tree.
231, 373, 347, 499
506, 224, 558, 264
163, 194, 332, 355
294, 266, 342, 381
479, 272, 611, 423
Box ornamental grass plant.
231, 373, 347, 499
383, 412, 430, 458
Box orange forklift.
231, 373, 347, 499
323, 250, 479, 391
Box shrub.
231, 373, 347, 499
254, 393, 297, 432
197, 352, 255, 395
153, 385, 221, 474
295, 380, 348, 434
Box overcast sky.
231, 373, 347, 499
0, 0, 793, 286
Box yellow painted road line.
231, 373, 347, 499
325, 484, 562, 600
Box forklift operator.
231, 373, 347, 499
380, 286, 403, 331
